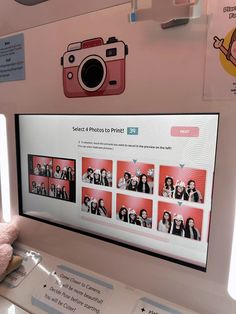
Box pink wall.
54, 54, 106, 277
1, 3, 235, 314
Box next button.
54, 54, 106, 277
171, 126, 199, 137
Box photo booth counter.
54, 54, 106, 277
0, 1, 236, 314
0, 243, 200, 314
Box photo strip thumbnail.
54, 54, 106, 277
29, 175, 49, 195
28, 154, 76, 202
116, 193, 153, 228
117, 160, 154, 194
159, 165, 206, 203
157, 201, 203, 241
82, 157, 113, 187
81, 187, 112, 218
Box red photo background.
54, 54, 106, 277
116, 193, 153, 218
159, 165, 206, 202
82, 187, 112, 218
29, 175, 49, 191
117, 160, 154, 186
33, 156, 52, 169
49, 178, 70, 195
53, 158, 75, 173
158, 201, 203, 235
82, 157, 113, 175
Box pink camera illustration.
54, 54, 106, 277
61, 37, 128, 98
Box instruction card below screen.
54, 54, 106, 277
133, 297, 183, 314
32, 264, 113, 314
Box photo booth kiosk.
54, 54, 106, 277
0, 1, 236, 313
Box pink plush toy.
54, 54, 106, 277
0, 221, 22, 281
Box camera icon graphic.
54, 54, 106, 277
61, 37, 128, 98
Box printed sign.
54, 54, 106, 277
0, 33, 25, 82
204, 0, 236, 99
133, 297, 183, 314
32, 264, 113, 314
4, 245, 42, 288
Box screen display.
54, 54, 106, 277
15, 114, 219, 271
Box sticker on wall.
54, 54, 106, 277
204, 0, 236, 99
0, 33, 25, 83
61, 37, 128, 98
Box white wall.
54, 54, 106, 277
0, 0, 129, 37
0, 1, 236, 313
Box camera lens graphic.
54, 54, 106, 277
78, 56, 106, 92
68, 55, 75, 63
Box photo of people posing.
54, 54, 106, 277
82, 157, 112, 187
159, 166, 206, 203
28, 155, 76, 202
29, 175, 49, 195
116, 194, 153, 228
48, 178, 71, 200
117, 160, 154, 194
157, 201, 203, 241
81, 187, 112, 218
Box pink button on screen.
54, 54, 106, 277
171, 126, 199, 137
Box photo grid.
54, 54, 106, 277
28, 153, 208, 245
28, 154, 76, 202
80, 157, 206, 242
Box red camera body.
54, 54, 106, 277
61, 37, 128, 98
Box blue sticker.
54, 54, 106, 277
57, 265, 113, 290
130, 11, 137, 23
140, 297, 183, 314
32, 297, 63, 314
127, 127, 139, 135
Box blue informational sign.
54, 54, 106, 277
0, 33, 25, 83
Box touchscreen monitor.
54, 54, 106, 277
15, 114, 219, 271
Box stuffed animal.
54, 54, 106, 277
0, 221, 23, 282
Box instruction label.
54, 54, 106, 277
32, 264, 113, 314
133, 297, 183, 314
0, 33, 25, 82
